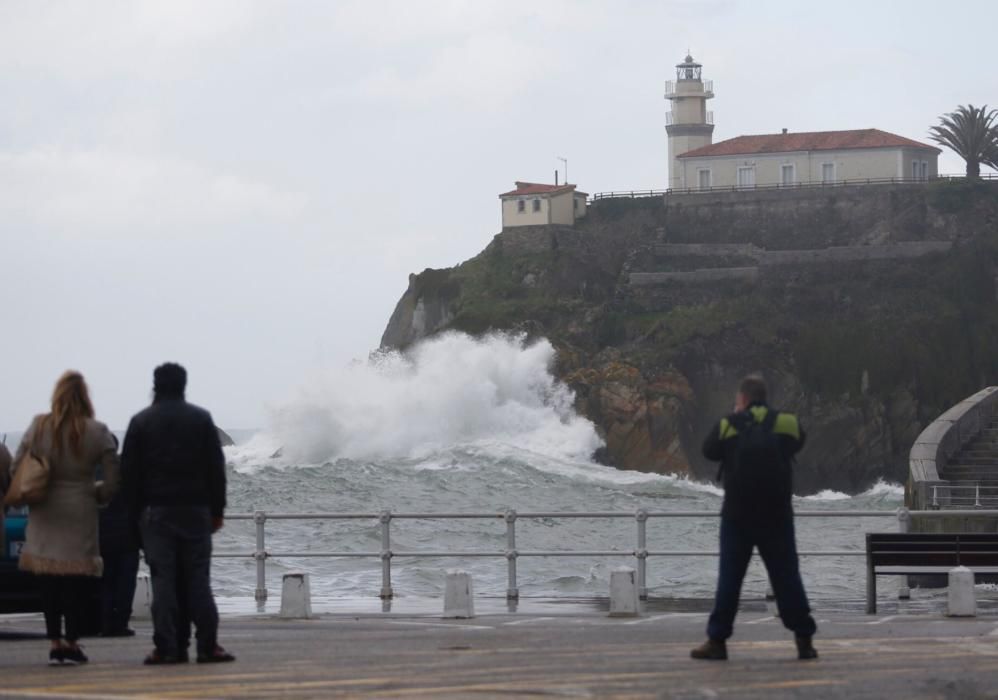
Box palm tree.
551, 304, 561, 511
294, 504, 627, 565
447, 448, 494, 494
929, 104, 998, 177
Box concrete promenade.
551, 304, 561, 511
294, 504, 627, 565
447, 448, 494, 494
2, 598, 998, 699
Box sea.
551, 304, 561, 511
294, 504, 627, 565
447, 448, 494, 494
4, 332, 908, 605
210, 333, 904, 604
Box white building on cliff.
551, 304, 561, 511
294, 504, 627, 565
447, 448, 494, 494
499, 182, 588, 229
665, 54, 940, 190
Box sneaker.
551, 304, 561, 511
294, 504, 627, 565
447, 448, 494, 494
796, 636, 818, 660
61, 646, 88, 665
196, 646, 235, 664
48, 648, 64, 666
143, 649, 182, 665
690, 638, 728, 660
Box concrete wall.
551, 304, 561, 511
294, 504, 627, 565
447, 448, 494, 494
654, 241, 951, 263
657, 182, 956, 249
655, 243, 762, 258
549, 191, 576, 226
630, 267, 759, 285
679, 147, 939, 189
630, 242, 954, 285
502, 191, 582, 228
671, 94, 708, 124
901, 149, 938, 180
669, 131, 713, 189
494, 225, 588, 256
908, 387, 998, 510
501, 196, 549, 227
759, 241, 951, 265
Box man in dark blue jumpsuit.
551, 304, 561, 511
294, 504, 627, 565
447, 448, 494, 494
692, 375, 817, 661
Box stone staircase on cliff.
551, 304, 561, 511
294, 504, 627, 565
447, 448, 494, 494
938, 421, 998, 508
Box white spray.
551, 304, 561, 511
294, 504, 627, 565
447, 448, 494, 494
253, 332, 603, 465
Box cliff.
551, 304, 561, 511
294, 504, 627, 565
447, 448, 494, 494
380, 180, 998, 494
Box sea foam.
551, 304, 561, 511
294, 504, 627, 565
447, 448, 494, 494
243, 332, 603, 466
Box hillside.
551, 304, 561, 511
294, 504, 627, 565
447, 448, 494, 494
380, 180, 998, 493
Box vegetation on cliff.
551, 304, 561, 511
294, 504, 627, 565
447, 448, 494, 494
381, 180, 998, 493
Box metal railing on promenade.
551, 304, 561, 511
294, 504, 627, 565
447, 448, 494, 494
931, 484, 998, 509
215, 508, 938, 604
589, 173, 998, 203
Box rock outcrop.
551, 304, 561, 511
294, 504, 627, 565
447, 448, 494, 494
380, 181, 998, 494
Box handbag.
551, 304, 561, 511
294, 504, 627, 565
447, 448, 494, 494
4, 450, 50, 507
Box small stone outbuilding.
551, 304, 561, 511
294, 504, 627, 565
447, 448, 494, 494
499, 182, 588, 229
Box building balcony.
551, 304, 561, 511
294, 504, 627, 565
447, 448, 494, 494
666, 110, 713, 126
664, 79, 714, 99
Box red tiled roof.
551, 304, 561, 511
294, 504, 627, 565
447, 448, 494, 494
678, 129, 941, 158
500, 181, 584, 197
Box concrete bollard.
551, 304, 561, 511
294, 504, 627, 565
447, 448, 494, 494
279, 573, 313, 619
443, 570, 475, 619
947, 566, 976, 617
609, 567, 640, 617
132, 573, 152, 620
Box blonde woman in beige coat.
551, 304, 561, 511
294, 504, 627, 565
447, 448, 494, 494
15, 371, 119, 665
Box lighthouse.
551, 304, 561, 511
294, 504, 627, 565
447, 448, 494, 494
665, 54, 715, 190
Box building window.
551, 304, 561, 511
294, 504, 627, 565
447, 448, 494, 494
573, 198, 579, 211
921, 161, 929, 180
532, 198, 541, 212
697, 169, 712, 189
781, 164, 795, 186
517, 200, 525, 213
821, 162, 835, 183
736, 166, 756, 188
912, 161, 919, 180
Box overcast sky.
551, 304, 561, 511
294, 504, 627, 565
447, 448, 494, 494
2, 0, 996, 431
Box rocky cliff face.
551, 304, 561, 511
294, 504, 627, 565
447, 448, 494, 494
380, 181, 998, 494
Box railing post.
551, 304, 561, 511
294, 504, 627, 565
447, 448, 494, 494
379, 510, 394, 599
504, 508, 519, 600
976, 485, 981, 507
635, 508, 648, 600
932, 486, 939, 508
253, 510, 268, 604
897, 507, 911, 600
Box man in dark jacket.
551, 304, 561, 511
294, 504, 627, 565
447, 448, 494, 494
99, 435, 140, 637
121, 363, 234, 665
691, 375, 817, 661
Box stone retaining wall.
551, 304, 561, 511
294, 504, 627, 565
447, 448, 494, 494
629, 267, 759, 286
759, 241, 952, 266
495, 225, 588, 256
633, 242, 953, 286
908, 386, 998, 510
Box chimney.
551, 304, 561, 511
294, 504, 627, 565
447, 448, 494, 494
782, 128, 788, 134
555, 170, 559, 185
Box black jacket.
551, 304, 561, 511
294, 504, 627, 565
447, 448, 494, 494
702, 402, 805, 520
121, 397, 227, 523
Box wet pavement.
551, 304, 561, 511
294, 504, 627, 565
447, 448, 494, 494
2, 597, 998, 698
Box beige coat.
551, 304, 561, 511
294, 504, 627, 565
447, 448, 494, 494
14, 415, 120, 577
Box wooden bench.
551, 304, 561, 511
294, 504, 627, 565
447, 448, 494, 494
866, 533, 998, 613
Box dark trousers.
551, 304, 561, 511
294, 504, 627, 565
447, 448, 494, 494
707, 515, 817, 641
38, 574, 88, 642
140, 506, 219, 657
100, 550, 140, 634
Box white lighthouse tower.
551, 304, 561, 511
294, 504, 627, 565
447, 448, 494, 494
665, 54, 715, 190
